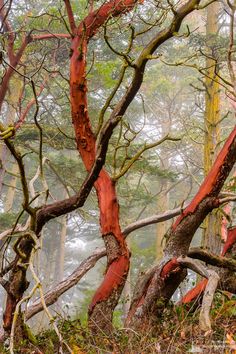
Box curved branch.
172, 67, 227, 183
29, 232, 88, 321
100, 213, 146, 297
24, 195, 236, 321
188, 247, 236, 272
14, 79, 49, 131
25, 204, 187, 320
35, 134, 110, 233
37, 0, 203, 234
0, 134, 34, 216
97, 0, 202, 157
113, 135, 181, 181
178, 256, 219, 332
123, 203, 187, 236
25, 248, 106, 320
0, 35, 31, 111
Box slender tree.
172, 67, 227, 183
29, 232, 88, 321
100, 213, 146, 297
203, 1, 221, 253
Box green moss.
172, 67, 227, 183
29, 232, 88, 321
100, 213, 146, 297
23, 323, 38, 345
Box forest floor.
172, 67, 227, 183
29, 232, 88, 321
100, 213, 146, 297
1, 291, 236, 353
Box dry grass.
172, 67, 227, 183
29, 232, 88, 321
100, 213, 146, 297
1, 292, 236, 353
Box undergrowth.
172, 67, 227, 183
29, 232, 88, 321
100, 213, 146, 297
1, 292, 236, 353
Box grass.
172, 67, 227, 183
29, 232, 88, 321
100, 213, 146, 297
1, 292, 235, 353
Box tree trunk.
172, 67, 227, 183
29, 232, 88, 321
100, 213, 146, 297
0, 0, 212, 338
156, 184, 169, 261
56, 215, 67, 284
70, 25, 130, 334
3, 235, 33, 333
203, 2, 221, 254
126, 125, 236, 331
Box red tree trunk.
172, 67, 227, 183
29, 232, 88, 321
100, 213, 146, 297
70, 34, 129, 333
126, 125, 236, 330
69, 0, 138, 332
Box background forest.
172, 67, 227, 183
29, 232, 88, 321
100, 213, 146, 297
0, 0, 236, 353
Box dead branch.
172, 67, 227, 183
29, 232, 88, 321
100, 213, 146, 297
178, 256, 220, 332
25, 248, 106, 320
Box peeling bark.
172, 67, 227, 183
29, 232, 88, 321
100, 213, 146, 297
127, 125, 236, 330
68, 0, 203, 331
222, 227, 236, 256
1, 0, 223, 339
68, 0, 139, 333
20, 206, 186, 322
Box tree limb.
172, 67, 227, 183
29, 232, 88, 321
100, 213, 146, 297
25, 205, 187, 320
25, 248, 106, 320
188, 247, 236, 272
178, 256, 220, 332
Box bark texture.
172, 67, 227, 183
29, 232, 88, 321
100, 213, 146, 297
1, 0, 222, 339
68, 0, 139, 333
127, 125, 236, 330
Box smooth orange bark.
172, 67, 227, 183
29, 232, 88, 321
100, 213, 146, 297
181, 279, 207, 304
69, 0, 138, 320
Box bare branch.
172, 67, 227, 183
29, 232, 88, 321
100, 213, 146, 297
113, 135, 181, 181
123, 203, 188, 236
25, 248, 106, 320
178, 256, 219, 332
26, 204, 189, 319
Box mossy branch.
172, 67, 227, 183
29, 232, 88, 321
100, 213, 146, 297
188, 247, 236, 272
113, 135, 180, 181
0, 128, 34, 217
